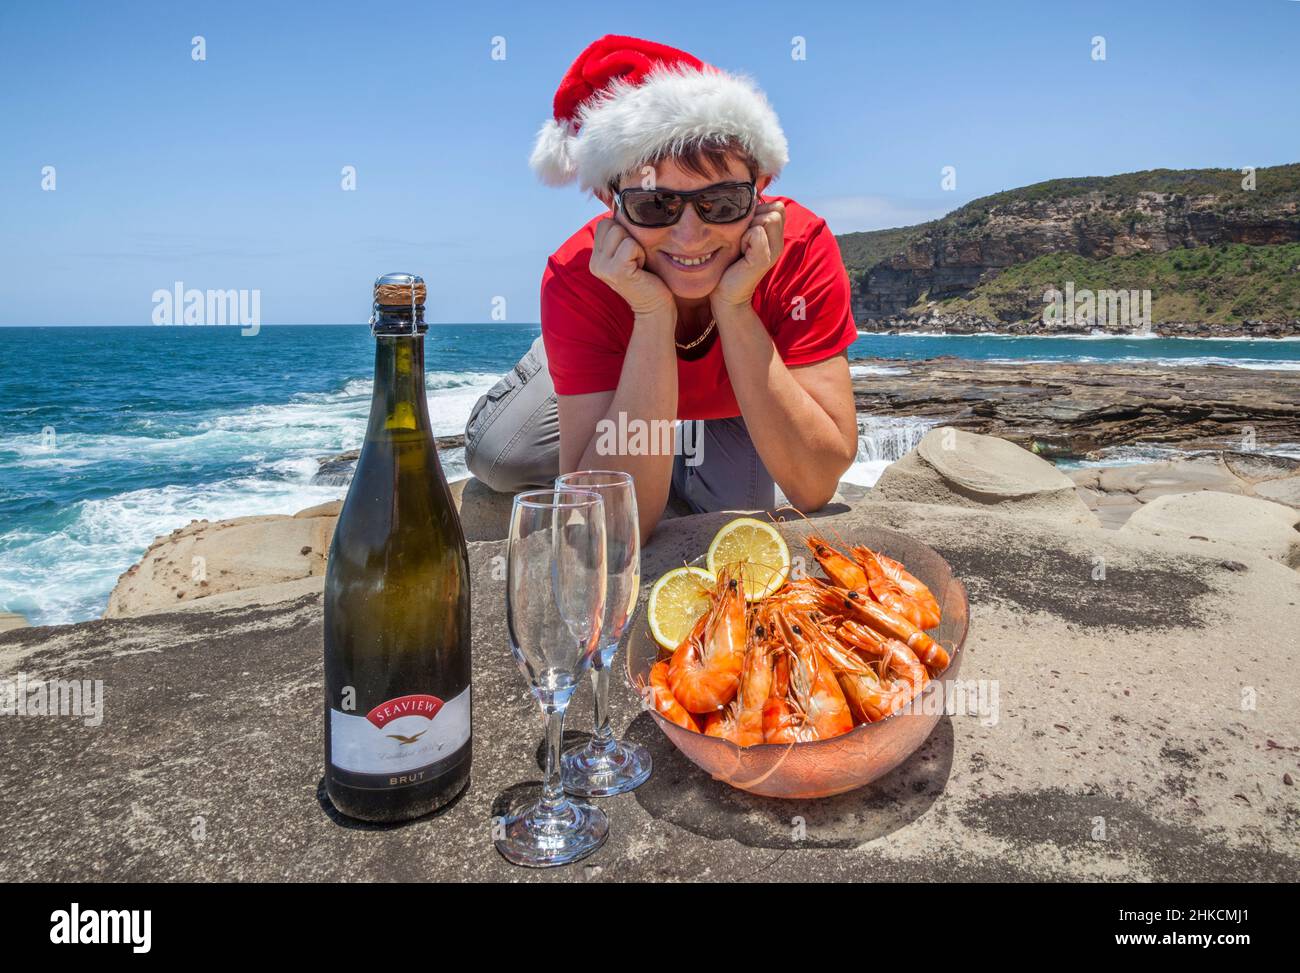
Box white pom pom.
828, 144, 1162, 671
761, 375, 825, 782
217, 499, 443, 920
529, 118, 579, 186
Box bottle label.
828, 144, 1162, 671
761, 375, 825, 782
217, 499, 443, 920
330, 686, 470, 783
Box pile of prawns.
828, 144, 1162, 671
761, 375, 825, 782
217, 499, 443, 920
648, 533, 951, 745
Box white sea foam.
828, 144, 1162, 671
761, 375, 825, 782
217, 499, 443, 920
0, 477, 349, 626
840, 415, 940, 488
984, 356, 1300, 370
849, 364, 910, 377
862, 329, 1300, 343
0, 368, 500, 625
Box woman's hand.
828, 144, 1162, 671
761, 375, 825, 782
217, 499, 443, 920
589, 218, 675, 318
710, 201, 785, 314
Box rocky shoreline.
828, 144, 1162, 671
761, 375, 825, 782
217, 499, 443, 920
307, 355, 1300, 484
856, 313, 1300, 339
847, 355, 1300, 458
3, 355, 1298, 632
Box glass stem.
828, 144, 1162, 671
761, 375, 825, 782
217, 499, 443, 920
589, 661, 616, 757
539, 702, 568, 815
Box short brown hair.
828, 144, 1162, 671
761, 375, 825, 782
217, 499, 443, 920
608, 136, 761, 194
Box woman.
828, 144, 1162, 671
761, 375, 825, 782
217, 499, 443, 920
465, 35, 859, 543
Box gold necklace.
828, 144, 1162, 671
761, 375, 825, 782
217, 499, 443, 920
675, 317, 716, 351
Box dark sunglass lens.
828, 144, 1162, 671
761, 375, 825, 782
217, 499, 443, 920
696, 186, 752, 223
625, 191, 681, 226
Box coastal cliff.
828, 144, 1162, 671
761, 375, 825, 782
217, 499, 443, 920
838, 164, 1300, 334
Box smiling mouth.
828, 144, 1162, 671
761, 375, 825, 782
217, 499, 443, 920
663, 249, 720, 269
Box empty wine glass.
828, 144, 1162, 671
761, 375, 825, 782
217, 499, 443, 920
495, 489, 609, 867
557, 470, 652, 797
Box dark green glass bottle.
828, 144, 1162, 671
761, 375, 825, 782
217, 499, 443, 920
323, 273, 472, 822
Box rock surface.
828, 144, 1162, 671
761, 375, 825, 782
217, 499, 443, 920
100, 479, 544, 619
1070, 454, 1300, 529
872, 428, 1099, 527
848, 356, 1300, 458
104, 505, 339, 618
0, 613, 27, 633
312, 436, 465, 486
3, 496, 1297, 882
1121, 492, 1300, 568
105, 444, 1300, 619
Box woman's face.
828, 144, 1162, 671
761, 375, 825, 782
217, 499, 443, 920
610, 156, 769, 302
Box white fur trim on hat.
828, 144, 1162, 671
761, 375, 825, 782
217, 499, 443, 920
528, 117, 580, 187
531, 65, 788, 192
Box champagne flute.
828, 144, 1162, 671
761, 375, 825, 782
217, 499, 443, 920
557, 470, 652, 797
495, 489, 609, 867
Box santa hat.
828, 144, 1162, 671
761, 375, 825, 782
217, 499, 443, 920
529, 34, 789, 193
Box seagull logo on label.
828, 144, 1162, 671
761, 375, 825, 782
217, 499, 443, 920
366, 694, 444, 729
387, 729, 429, 746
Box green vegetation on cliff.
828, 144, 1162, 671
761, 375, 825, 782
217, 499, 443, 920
835, 164, 1300, 327
929, 243, 1300, 324
838, 164, 1300, 282
957, 165, 1300, 214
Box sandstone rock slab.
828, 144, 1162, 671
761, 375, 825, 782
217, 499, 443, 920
104, 510, 336, 618
1254, 477, 1300, 509
1121, 491, 1300, 568
1095, 456, 1246, 500
872, 429, 1099, 527
0, 613, 28, 633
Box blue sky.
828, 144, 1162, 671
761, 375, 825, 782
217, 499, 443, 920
1, 0, 1296, 326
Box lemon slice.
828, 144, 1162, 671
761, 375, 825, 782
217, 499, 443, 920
706, 517, 790, 602
647, 566, 716, 651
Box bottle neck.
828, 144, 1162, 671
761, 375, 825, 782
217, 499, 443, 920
366, 335, 431, 439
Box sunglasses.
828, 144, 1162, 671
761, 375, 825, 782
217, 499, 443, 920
613, 181, 756, 228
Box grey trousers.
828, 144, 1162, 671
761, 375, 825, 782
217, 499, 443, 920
464, 335, 777, 514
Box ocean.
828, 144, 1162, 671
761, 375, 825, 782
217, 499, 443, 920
2, 323, 1298, 626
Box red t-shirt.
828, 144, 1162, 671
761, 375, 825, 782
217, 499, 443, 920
539, 196, 858, 420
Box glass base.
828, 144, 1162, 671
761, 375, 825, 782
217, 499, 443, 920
494, 794, 608, 868
561, 739, 653, 798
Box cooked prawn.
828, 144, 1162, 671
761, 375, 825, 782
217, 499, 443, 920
799, 615, 912, 722
733, 617, 775, 746
820, 586, 951, 674
703, 704, 737, 740
837, 619, 930, 702
762, 613, 854, 743
851, 546, 941, 630
649, 659, 700, 732
668, 566, 747, 713
804, 535, 871, 595
763, 576, 830, 614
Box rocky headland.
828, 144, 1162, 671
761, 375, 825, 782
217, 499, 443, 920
837, 164, 1300, 335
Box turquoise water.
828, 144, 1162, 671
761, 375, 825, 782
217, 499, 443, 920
0, 324, 538, 625
2, 324, 1297, 625
847, 331, 1300, 368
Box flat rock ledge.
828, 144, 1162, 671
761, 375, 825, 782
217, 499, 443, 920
101, 479, 524, 619
1123, 492, 1300, 569
1070, 453, 1300, 530
104, 503, 340, 618
2, 494, 1297, 882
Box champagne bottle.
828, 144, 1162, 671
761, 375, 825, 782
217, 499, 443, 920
323, 273, 472, 822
